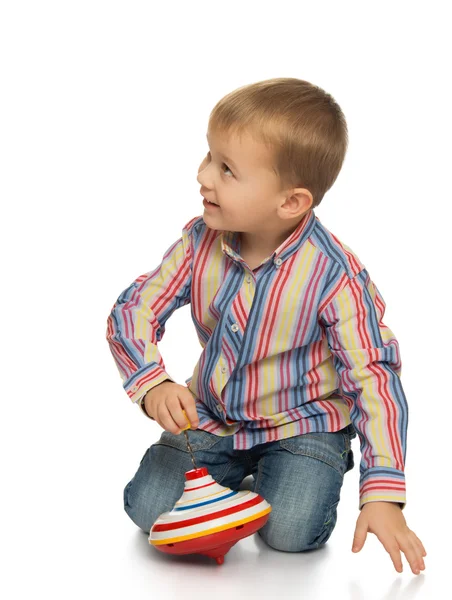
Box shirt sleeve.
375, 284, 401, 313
319, 267, 408, 510
106, 221, 193, 411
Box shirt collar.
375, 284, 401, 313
220, 208, 317, 265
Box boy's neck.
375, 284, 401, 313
239, 209, 312, 258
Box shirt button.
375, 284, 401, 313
132, 386, 138, 392
217, 404, 224, 411
231, 324, 239, 332
275, 258, 282, 266
246, 275, 252, 283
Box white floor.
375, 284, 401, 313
4, 370, 449, 600
68, 460, 444, 599
4, 360, 448, 600
4, 402, 447, 600
99, 475, 443, 600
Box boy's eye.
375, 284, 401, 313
206, 151, 234, 177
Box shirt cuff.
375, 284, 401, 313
359, 467, 406, 510
125, 366, 175, 404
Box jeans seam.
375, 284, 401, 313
253, 455, 264, 495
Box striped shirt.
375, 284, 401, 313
106, 208, 408, 509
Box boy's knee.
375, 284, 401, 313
123, 478, 156, 534
257, 510, 337, 552
258, 527, 330, 552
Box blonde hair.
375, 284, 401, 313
208, 77, 349, 208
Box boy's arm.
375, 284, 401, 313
319, 267, 408, 510
106, 220, 194, 412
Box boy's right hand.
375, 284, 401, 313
143, 381, 200, 435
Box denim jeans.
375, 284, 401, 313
123, 423, 356, 553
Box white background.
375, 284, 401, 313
1, 1, 450, 598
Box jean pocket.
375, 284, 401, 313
153, 428, 223, 453
280, 429, 351, 476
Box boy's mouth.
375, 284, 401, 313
203, 198, 220, 210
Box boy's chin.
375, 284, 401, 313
202, 213, 222, 228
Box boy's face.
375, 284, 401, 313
197, 127, 312, 249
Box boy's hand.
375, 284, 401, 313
352, 501, 427, 575
143, 382, 200, 435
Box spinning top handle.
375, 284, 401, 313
181, 409, 198, 469
181, 409, 192, 431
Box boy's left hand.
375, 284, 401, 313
352, 501, 427, 575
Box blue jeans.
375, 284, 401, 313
123, 423, 356, 553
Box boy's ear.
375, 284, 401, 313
283, 187, 313, 215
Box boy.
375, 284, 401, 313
106, 77, 426, 574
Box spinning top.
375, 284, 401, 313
148, 412, 272, 564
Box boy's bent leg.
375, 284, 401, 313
123, 428, 251, 533
251, 426, 355, 552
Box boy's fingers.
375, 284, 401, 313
397, 534, 424, 574
378, 535, 403, 572
389, 548, 403, 573
411, 534, 427, 567
160, 409, 185, 435
413, 533, 427, 556
352, 516, 368, 551
178, 388, 200, 429
181, 406, 199, 429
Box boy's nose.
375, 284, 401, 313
197, 153, 211, 176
